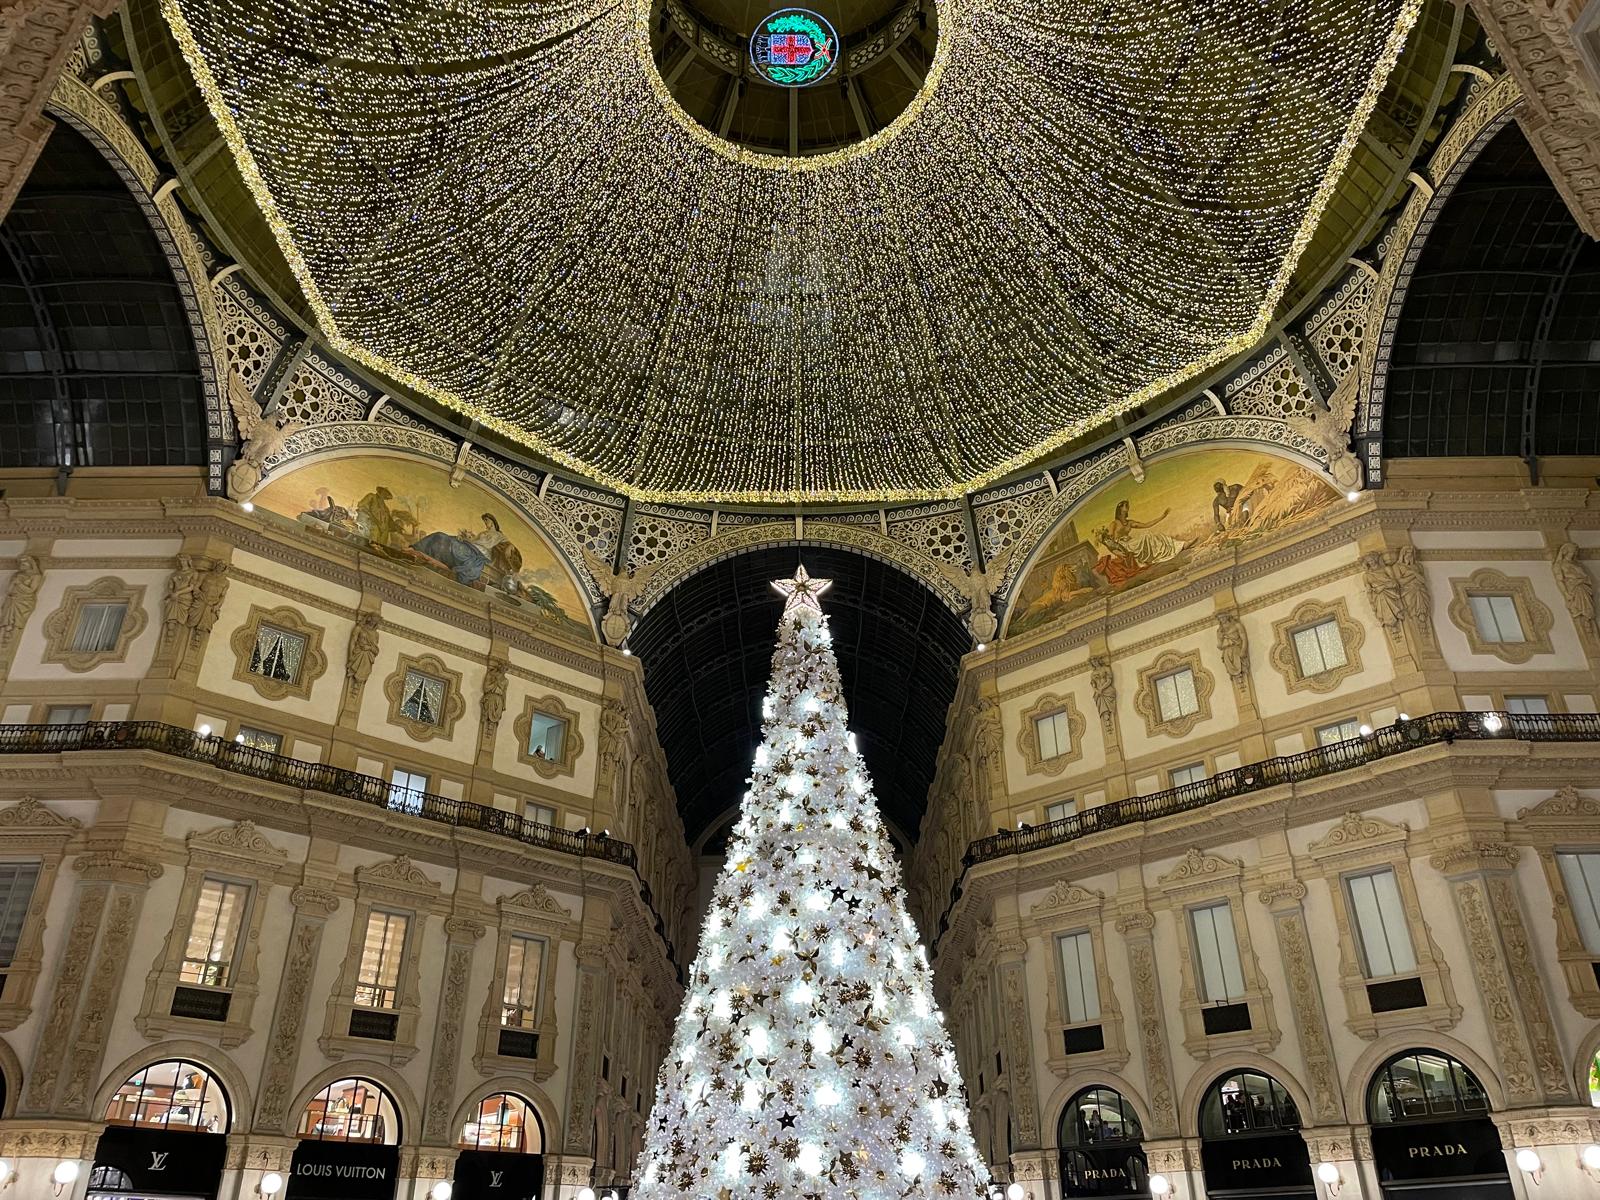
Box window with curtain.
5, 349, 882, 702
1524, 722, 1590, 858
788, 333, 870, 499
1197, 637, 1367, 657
45, 704, 91, 724
1469, 594, 1524, 643
1034, 710, 1071, 760
249, 623, 306, 682
1505, 695, 1550, 714
1056, 931, 1100, 1025
501, 935, 545, 1029
1345, 868, 1418, 978
1169, 762, 1206, 788
1154, 668, 1199, 722
1189, 901, 1246, 1003
399, 669, 446, 725
0, 862, 41, 967
180, 877, 251, 987
354, 911, 408, 1009
1558, 851, 1600, 954
71, 602, 127, 653
1292, 617, 1347, 677
1044, 800, 1073, 824
526, 713, 567, 762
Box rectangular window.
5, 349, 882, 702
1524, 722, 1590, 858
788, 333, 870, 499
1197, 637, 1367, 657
1055, 931, 1100, 1025
354, 910, 408, 1009
180, 878, 251, 988
388, 768, 428, 813
1558, 852, 1600, 955
1505, 695, 1550, 715
1292, 618, 1347, 677
1469, 594, 1525, 644
1170, 762, 1207, 788
501, 935, 546, 1029
526, 713, 567, 763
0, 862, 41, 967
45, 705, 91, 725
249, 624, 307, 683
1317, 718, 1362, 747
399, 669, 446, 725
1190, 901, 1246, 1003
1346, 868, 1418, 979
1034, 711, 1071, 760
527, 803, 557, 829
234, 726, 283, 753
1154, 668, 1199, 722
1044, 800, 1073, 824
71, 602, 127, 653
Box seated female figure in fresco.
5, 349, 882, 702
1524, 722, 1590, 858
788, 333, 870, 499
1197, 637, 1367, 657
1092, 500, 1185, 585
411, 513, 523, 588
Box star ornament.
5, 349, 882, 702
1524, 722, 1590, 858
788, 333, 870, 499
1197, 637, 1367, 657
771, 565, 833, 614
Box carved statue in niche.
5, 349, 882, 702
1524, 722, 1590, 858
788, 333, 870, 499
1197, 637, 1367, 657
1554, 542, 1596, 637
1361, 550, 1405, 636
582, 549, 660, 647
481, 657, 509, 727
1216, 610, 1248, 684
345, 610, 381, 694
971, 696, 1003, 796
0, 555, 43, 650
1089, 655, 1116, 729
225, 371, 302, 499
1390, 545, 1432, 633
161, 555, 200, 643
598, 697, 629, 794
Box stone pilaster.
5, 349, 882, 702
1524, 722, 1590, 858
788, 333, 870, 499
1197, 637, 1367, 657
254, 884, 340, 1133
563, 942, 610, 1156
995, 930, 1041, 1150
421, 916, 486, 1142
1114, 910, 1178, 1137
1259, 881, 1345, 1124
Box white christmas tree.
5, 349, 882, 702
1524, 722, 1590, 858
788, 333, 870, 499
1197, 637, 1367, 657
636, 566, 992, 1200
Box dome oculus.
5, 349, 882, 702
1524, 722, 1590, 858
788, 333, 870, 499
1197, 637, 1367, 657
749, 9, 839, 87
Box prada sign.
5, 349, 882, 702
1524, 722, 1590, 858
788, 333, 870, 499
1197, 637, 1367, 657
452, 1151, 544, 1200
1371, 1118, 1509, 1183
91, 1126, 227, 1197
1200, 1132, 1314, 1194
1059, 1145, 1149, 1197
287, 1141, 400, 1200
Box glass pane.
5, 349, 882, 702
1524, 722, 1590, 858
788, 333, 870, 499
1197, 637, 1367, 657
0, 862, 40, 965
1559, 853, 1600, 954
527, 713, 566, 762
1490, 595, 1524, 642
356, 912, 408, 1008
46, 705, 91, 724
388, 769, 427, 813
181, 878, 249, 987
502, 936, 544, 1028
1057, 932, 1099, 1024
104, 1060, 228, 1132
72, 602, 127, 653
300, 1078, 399, 1143
1191, 903, 1244, 1003
1293, 625, 1326, 675
235, 726, 283, 753
1044, 801, 1073, 824
400, 670, 446, 724
528, 803, 556, 828
1505, 695, 1549, 714
250, 625, 306, 681
460, 1093, 537, 1152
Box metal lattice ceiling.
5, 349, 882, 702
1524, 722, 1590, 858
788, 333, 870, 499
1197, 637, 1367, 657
628, 547, 968, 848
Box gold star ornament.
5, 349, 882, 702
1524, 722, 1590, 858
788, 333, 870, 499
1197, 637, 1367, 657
771, 565, 833, 614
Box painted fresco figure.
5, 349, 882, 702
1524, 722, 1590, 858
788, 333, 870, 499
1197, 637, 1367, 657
1093, 500, 1183, 585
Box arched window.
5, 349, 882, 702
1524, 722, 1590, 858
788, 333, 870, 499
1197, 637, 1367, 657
104, 1060, 229, 1132
1199, 1070, 1300, 1139
458, 1093, 543, 1152
298, 1078, 400, 1144
1368, 1050, 1489, 1124
1059, 1087, 1143, 1148
1589, 1049, 1599, 1106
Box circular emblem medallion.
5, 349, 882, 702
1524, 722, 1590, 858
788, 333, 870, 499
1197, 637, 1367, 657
749, 8, 840, 88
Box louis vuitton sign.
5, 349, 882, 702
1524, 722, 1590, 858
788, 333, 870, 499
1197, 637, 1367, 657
452, 1150, 544, 1200
286, 1141, 400, 1200
91, 1126, 227, 1198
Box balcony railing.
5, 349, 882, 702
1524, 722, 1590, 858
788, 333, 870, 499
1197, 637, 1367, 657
937, 710, 1600, 947
0, 720, 686, 977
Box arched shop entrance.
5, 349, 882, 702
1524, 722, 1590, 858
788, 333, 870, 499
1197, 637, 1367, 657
1197, 1070, 1314, 1198
1057, 1086, 1148, 1198
89, 1060, 229, 1200
452, 1093, 546, 1200
288, 1078, 402, 1200
1367, 1050, 1513, 1198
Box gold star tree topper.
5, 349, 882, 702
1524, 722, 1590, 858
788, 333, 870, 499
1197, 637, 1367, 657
771, 565, 833, 613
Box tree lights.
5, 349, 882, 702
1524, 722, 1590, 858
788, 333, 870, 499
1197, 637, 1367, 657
163, 0, 1417, 503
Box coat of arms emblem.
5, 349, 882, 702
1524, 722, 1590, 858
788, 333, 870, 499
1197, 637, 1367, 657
749, 8, 839, 87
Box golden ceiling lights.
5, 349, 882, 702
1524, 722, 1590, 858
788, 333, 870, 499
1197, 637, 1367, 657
163, 0, 1418, 504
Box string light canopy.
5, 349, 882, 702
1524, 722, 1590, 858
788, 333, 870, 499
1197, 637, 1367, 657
163, 0, 1419, 504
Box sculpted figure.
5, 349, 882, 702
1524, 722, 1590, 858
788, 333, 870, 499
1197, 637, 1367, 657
1088, 654, 1116, 728
1216, 610, 1248, 683
939, 548, 1011, 645
0, 555, 43, 648
582, 548, 660, 648
481, 657, 509, 727
1362, 551, 1404, 636
1390, 545, 1431, 632
345, 610, 381, 690
225, 371, 301, 499
162, 555, 200, 641
1554, 542, 1596, 636
189, 560, 230, 635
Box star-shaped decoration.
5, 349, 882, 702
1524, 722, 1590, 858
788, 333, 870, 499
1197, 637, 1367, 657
771, 564, 833, 613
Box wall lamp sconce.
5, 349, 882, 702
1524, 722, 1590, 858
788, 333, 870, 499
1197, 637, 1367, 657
257, 1173, 284, 1198
1316, 1161, 1342, 1196
1515, 1148, 1543, 1186
429, 1182, 453, 1200
1148, 1175, 1172, 1197
52, 1161, 80, 1197
575, 1188, 596, 1200
0, 1161, 13, 1190
1581, 1144, 1600, 1182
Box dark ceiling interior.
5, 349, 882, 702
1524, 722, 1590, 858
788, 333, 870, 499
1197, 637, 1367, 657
0, 119, 204, 473
1384, 122, 1600, 462
628, 546, 969, 854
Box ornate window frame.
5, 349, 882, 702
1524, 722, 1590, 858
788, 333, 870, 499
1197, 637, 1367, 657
1134, 650, 1214, 740
40, 578, 148, 672
1446, 569, 1555, 664
320, 855, 439, 1065
383, 652, 466, 742
1268, 597, 1365, 695
1303, 811, 1460, 1039
1515, 787, 1600, 1017
135, 821, 285, 1047
1155, 848, 1280, 1058
1028, 881, 1128, 1078
1017, 693, 1086, 777
0, 797, 80, 1030
513, 695, 583, 779
229, 604, 328, 702
473, 884, 573, 1079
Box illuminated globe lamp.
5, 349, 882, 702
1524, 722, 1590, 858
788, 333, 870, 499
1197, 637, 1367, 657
644, 0, 939, 158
